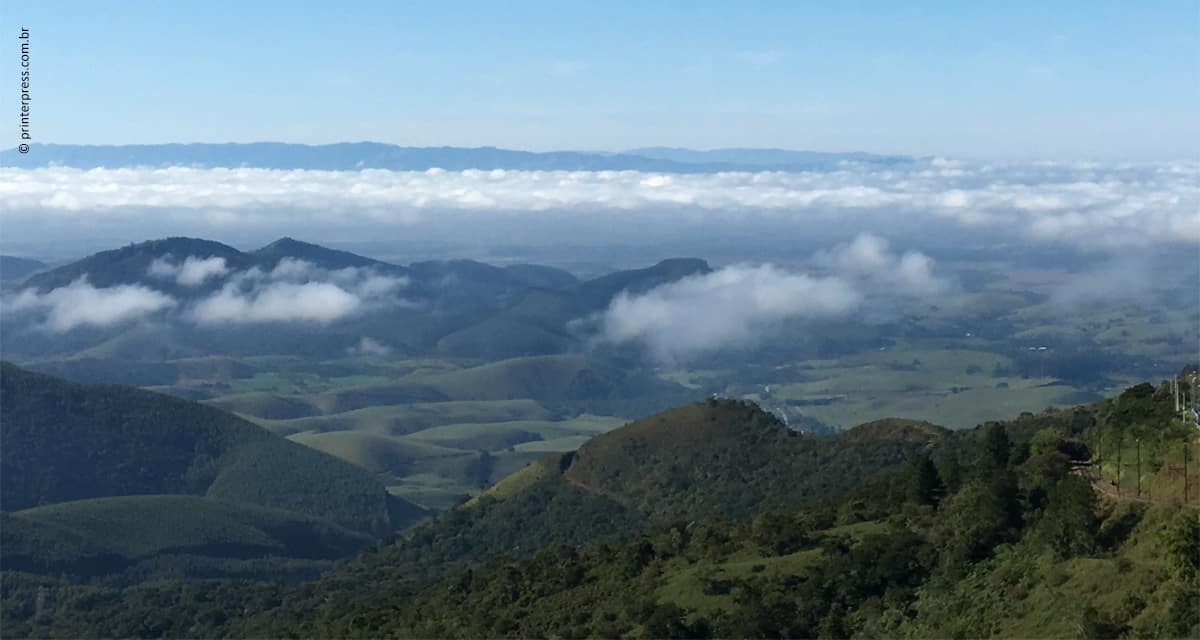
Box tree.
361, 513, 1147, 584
983, 423, 1012, 471
907, 454, 945, 506
1036, 476, 1097, 557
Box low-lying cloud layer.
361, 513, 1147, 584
1, 160, 1195, 251
187, 258, 408, 325
2, 257, 408, 332
5, 277, 175, 332
599, 234, 951, 362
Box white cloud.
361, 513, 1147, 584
186, 259, 407, 325
818, 233, 952, 297
0, 160, 1196, 251
148, 255, 229, 286
599, 235, 954, 362
600, 265, 862, 363
189, 281, 362, 324
346, 336, 392, 356
3, 277, 175, 332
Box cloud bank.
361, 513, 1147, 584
2, 257, 409, 332
4, 277, 175, 332
599, 234, 952, 362
186, 258, 408, 325
1, 159, 1195, 250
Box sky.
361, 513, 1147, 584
3, 1, 1198, 159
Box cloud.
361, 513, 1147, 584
598, 235, 953, 362
148, 255, 229, 286
600, 265, 862, 363
1049, 255, 1156, 309
3, 277, 175, 332
186, 258, 407, 325
0, 160, 1195, 251
346, 336, 392, 356
817, 233, 952, 297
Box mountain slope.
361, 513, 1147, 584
21, 237, 251, 293
0, 256, 46, 283
360, 399, 937, 578
252, 237, 400, 272
0, 362, 426, 535
1, 495, 371, 583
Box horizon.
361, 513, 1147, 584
7, 1, 1198, 161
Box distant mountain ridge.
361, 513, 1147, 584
1, 142, 913, 172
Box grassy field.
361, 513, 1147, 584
241, 399, 553, 437
4, 494, 370, 562
674, 340, 1138, 430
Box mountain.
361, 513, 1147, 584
0, 256, 46, 282
21, 237, 252, 293
0, 362, 426, 535
1, 142, 913, 173
625, 146, 913, 169
432, 258, 712, 360
359, 398, 937, 578
3, 379, 1198, 638
1, 495, 373, 584
574, 257, 711, 308
251, 236, 401, 272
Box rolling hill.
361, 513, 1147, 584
1, 495, 372, 584
0, 362, 426, 536
360, 398, 940, 577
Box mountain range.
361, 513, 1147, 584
0, 143, 913, 172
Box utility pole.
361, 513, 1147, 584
1184, 441, 1189, 505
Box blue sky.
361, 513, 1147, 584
6, 1, 1198, 159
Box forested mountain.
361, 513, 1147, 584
0, 363, 426, 536
286, 398, 941, 579
4, 376, 1196, 638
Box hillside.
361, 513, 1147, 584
1, 495, 371, 584
2, 379, 1198, 638
345, 399, 937, 578
0, 256, 46, 282
21, 237, 252, 293
0, 362, 426, 535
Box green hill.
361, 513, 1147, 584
348, 399, 936, 578
565, 399, 939, 523
0, 362, 426, 536
1, 495, 371, 583
3, 379, 1199, 638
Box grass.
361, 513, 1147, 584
726, 340, 1113, 429
402, 354, 590, 401
404, 415, 623, 449
242, 399, 552, 437
4, 494, 371, 561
